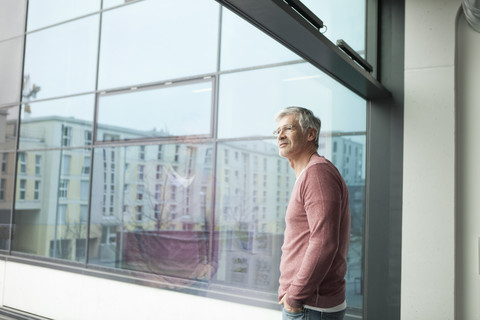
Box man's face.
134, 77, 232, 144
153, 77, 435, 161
276, 114, 311, 159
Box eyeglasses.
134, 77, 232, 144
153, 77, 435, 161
273, 124, 296, 137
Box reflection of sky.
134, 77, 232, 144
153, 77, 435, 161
22, 0, 366, 140
27, 0, 100, 31
97, 0, 219, 90
23, 15, 99, 100
218, 62, 365, 139
22, 94, 94, 121
220, 8, 300, 70
98, 82, 212, 136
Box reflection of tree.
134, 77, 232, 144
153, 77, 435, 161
63, 207, 87, 261
22, 75, 41, 114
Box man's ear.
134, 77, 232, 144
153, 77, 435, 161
307, 128, 316, 142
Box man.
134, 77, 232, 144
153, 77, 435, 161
275, 107, 350, 320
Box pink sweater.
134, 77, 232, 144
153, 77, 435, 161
278, 154, 350, 309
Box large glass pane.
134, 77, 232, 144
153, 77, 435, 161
218, 62, 365, 139
12, 148, 91, 262
218, 62, 366, 312
23, 15, 99, 100
98, 0, 219, 90
96, 81, 213, 142
220, 7, 300, 71
301, 0, 366, 55
212, 140, 295, 300
0, 0, 26, 40
26, 0, 100, 31
0, 37, 24, 105
19, 95, 94, 149
88, 143, 215, 286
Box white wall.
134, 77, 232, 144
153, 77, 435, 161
0, 260, 280, 320
403, 0, 460, 319
455, 9, 480, 320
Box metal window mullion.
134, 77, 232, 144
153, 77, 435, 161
85, 1, 105, 268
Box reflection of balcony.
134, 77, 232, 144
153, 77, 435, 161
14, 201, 42, 211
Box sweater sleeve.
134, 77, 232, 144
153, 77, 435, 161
285, 164, 344, 309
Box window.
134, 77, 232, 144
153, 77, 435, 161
205, 148, 212, 164
34, 181, 40, 200
136, 205, 143, 221
156, 165, 163, 179
82, 156, 90, 175
154, 204, 161, 219
0, 179, 5, 200
59, 180, 69, 199
35, 155, 41, 175
80, 205, 88, 223
1, 153, 7, 172
62, 155, 71, 175
97, 0, 218, 89
19, 179, 26, 200
224, 149, 229, 164
174, 145, 180, 162
101, 226, 117, 245
19, 96, 95, 149
96, 81, 213, 142
157, 145, 163, 160
18, 152, 26, 174
81, 181, 89, 201
137, 185, 144, 201
137, 165, 144, 181
23, 15, 99, 100
62, 126, 72, 147
85, 130, 92, 146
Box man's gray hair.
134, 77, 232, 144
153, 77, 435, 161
275, 106, 321, 148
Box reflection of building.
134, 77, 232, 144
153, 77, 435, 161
0, 109, 18, 248
12, 114, 366, 296
215, 141, 295, 291
217, 141, 294, 234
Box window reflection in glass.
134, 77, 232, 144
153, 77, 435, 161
88, 143, 215, 285
0, 37, 24, 105
96, 81, 213, 142
23, 15, 99, 100
19, 95, 94, 150
220, 8, 300, 71
98, 0, 219, 89
26, 0, 100, 31
12, 149, 91, 262
301, 0, 366, 55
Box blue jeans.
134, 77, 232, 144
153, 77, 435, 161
282, 307, 346, 320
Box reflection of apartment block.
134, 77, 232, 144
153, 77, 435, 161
324, 135, 365, 234
0, 112, 18, 212
216, 141, 294, 236
330, 136, 364, 185
13, 147, 91, 260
